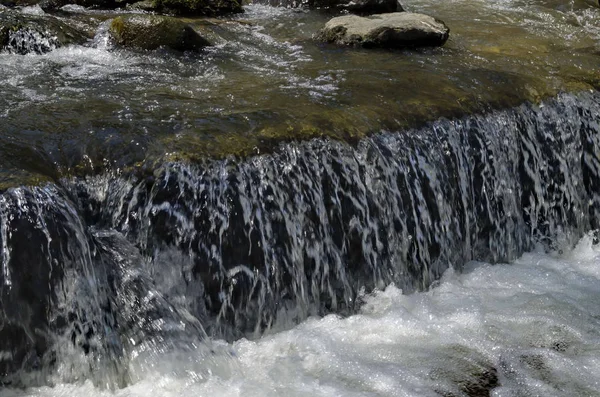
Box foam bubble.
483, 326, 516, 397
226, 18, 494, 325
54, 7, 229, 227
3, 233, 600, 396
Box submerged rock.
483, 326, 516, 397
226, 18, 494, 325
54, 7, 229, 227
0, 11, 88, 54
316, 12, 449, 48
109, 15, 211, 51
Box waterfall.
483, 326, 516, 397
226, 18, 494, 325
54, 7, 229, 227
1, 90, 600, 387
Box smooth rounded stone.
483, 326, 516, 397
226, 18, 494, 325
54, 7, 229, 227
316, 12, 449, 48
0, 11, 88, 54
109, 15, 211, 51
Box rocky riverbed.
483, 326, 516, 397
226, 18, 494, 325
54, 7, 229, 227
1, 0, 600, 390
0, 0, 599, 190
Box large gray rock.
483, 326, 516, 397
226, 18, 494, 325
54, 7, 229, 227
316, 12, 449, 48
109, 15, 211, 51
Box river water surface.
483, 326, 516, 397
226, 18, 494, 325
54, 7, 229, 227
1, 0, 600, 395
3, 235, 600, 396
1, 0, 599, 181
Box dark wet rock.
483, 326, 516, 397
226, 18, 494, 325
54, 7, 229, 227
256, 0, 401, 14
2, 0, 242, 16
109, 14, 211, 51
0, 187, 104, 385
0, 0, 37, 7
309, 0, 402, 14
0, 185, 206, 387
142, 0, 243, 16
33, 0, 122, 12
0, 11, 88, 54
431, 346, 500, 397
316, 12, 449, 48
0, 0, 116, 10
338, 0, 403, 15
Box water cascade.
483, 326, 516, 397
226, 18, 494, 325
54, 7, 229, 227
5, 28, 58, 55
2, 90, 600, 388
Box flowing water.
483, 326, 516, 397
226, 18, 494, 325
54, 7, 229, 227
1, 0, 600, 395
4, 235, 600, 396
1, 0, 600, 181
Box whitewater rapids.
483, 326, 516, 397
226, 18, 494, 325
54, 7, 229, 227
3, 233, 599, 397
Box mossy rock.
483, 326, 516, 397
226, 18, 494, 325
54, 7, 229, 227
0, 11, 88, 54
109, 15, 211, 51
149, 0, 243, 17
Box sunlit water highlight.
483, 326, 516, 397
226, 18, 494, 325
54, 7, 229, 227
2, 234, 600, 397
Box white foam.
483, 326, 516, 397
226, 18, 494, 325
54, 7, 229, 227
3, 233, 600, 396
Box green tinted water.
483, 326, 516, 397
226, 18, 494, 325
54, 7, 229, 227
0, 0, 599, 186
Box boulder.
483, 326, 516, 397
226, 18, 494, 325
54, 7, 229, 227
109, 15, 211, 51
0, 11, 88, 54
316, 12, 449, 48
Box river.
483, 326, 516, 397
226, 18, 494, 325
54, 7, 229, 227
1, 0, 600, 395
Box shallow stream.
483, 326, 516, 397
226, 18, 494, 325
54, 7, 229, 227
1, 0, 600, 395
